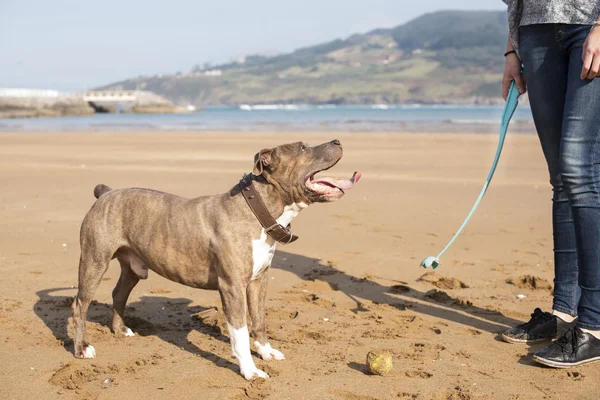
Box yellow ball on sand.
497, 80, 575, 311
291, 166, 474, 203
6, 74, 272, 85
366, 350, 393, 376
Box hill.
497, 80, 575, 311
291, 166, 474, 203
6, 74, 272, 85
99, 10, 508, 105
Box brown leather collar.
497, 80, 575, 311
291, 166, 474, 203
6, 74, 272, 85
239, 174, 298, 244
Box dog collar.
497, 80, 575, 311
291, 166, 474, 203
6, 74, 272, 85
238, 175, 298, 244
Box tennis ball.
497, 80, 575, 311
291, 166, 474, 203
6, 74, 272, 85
366, 350, 393, 376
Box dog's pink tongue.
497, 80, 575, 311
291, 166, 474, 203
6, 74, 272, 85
313, 171, 362, 190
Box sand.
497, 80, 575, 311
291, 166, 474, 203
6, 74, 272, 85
0, 131, 597, 400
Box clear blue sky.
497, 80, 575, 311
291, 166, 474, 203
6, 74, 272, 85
0, 0, 505, 91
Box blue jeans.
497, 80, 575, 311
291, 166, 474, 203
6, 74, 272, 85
520, 24, 600, 330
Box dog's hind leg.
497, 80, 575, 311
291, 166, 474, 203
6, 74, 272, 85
218, 275, 269, 380
72, 255, 110, 359
248, 271, 285, 361
111, 258, 140, 337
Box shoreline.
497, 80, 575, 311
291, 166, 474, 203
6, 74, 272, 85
0, 104, 536, 135
0, 122, 536, 135
0, 129, 538, 136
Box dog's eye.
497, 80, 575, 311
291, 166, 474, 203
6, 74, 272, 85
300, 145, 307, 152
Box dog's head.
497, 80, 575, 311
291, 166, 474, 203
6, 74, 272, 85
253, 139, 361, 204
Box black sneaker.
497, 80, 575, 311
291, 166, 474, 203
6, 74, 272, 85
533, 327, 600, 368
501, 308, 575, 344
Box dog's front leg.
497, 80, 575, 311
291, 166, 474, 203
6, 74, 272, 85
248, 271, 285, 361
219, 277, 269, 380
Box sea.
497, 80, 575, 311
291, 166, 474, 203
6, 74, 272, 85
0, 104, 535, 134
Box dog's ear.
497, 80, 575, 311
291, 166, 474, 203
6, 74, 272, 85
253, 149, 273, 175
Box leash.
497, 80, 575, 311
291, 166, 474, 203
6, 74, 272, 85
420, 81, 521, 269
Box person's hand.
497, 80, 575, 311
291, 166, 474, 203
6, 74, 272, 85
581, 26, 600, 79
502, 52, 526, 100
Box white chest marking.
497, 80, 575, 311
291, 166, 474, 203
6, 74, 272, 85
251, 202, 307, 280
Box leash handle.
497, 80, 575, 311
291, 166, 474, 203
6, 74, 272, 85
435, 81, 521, 260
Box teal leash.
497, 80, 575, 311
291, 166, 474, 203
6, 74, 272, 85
420, 81, 521, 269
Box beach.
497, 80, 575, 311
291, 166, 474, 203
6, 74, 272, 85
0, 131, 596, 400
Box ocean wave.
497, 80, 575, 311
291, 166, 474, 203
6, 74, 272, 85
239, 104, 307, 111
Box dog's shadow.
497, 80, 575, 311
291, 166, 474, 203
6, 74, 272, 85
272, 251, 524, 335
34, 288, 237, 373
34, 250, 526, 373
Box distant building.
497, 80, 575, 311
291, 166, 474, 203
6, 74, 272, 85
204, 70, 223, 77
0, 88, 61, 98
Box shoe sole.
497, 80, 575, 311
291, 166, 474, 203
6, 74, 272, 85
533, 354, 600, 368
501, 333, 551, 344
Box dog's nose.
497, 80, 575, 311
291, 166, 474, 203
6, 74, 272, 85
331, 139, 341, 146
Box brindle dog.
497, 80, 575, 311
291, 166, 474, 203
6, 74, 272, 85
72, 139, 361, 379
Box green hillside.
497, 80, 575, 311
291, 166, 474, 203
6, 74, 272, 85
99, 10, 508, 105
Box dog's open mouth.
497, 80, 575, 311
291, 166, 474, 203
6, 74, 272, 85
305, 171, 362, 196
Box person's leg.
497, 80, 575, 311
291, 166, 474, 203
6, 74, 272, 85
521, 25, 580, 318
533, 24, 600, 368
557, 26, 600, 336
502, 24, 579, 344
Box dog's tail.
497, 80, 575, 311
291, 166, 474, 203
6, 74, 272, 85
93, 184, 112, 199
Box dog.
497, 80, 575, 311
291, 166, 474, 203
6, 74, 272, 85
71, 139, 361, 380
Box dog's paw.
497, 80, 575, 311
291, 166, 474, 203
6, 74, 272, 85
241, 367, 269, 380
80, 345, 96, 359
255, 341, 285, 361
114, 326, 135, 337
265, 348, 285, 361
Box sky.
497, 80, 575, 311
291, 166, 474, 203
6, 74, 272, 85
0, 0, 505, 91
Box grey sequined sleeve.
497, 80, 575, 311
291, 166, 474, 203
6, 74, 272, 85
502, 0, 600, 55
